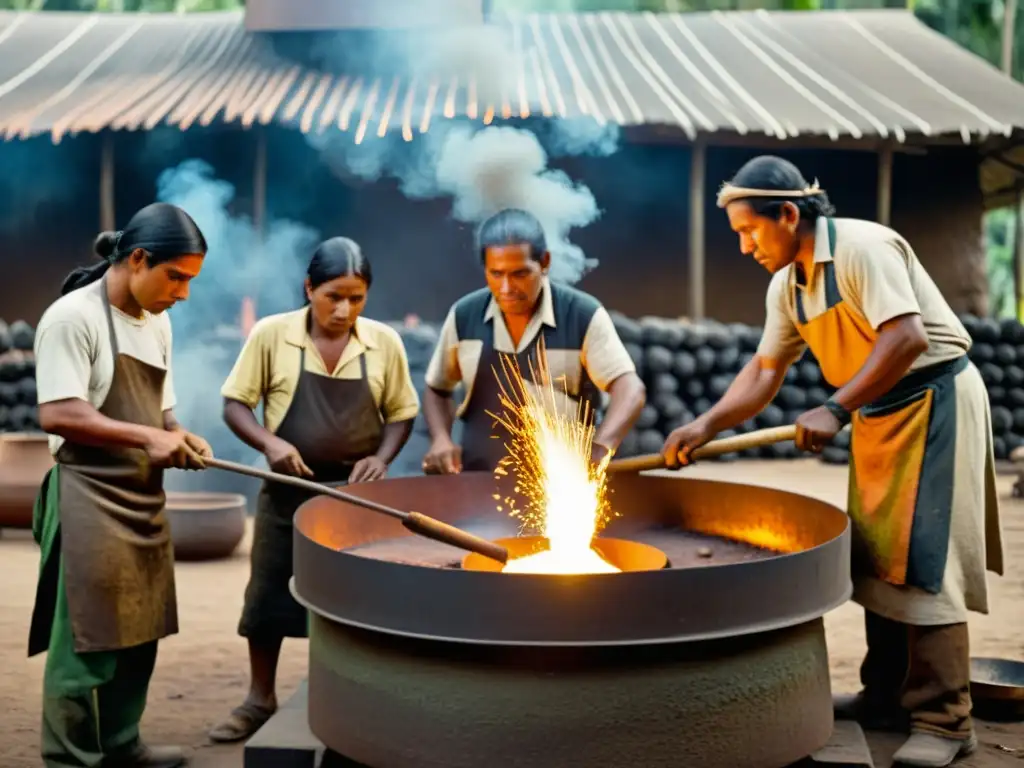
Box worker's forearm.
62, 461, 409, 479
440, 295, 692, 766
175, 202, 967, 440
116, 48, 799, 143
594, 373, 646, 451
163, 409, 184, 432
376, 419, 414, 465
39, 399, 156, 450
701, 357, 786, 433
832, 318, 928, 413
423, 387, 456, 443
223, 398, 277, 453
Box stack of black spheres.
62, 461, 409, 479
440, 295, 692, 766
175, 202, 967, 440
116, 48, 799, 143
0, 320, 39, 433
960, 315, 1024, 461
608, 313, 850, 465
7, 311, 1019, 467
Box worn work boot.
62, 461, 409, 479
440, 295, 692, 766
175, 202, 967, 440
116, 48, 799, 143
892, 731, 978, 767
834, 691, 910, 732
106, 743, 188, 768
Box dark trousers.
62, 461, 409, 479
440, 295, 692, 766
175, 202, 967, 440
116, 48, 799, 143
860, 610, 973, 738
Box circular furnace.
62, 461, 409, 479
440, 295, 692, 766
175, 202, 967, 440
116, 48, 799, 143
293, 471, 852, 768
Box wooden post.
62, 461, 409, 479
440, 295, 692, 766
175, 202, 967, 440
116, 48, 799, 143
246, 128, 268, 327
1002, 0, 1018, 75
253, 129, 267, 239
99, 132, 115, 232
689, 139, 706, 320
876, 144, 893, 227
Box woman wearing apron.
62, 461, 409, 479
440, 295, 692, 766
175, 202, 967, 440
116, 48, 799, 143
663, 156, 1002, 768
209, 237, 420, 742
29, 203, 211, 768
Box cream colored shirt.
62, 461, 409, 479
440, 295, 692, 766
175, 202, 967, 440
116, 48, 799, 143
35, 280, 176, 456
221, 310, 420, 433
425, 279, 636, 418
758, 217, 971, 369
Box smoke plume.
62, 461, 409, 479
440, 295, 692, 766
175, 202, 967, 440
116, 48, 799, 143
307, 23, 620, 284
156, 159, 320, 485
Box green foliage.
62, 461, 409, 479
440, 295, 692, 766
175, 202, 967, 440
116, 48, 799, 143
986, 208, 1017, 319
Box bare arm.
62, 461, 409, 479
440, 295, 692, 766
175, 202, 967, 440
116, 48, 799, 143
830, 314, 928, 412
423, 386, 456, 443
700, 356, 789, 433
39, 399, 159, 450
376, 420, 414, 465
223, 397, 276, 453
594, 372, 646, 452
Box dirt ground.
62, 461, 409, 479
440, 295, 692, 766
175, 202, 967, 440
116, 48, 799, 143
2, 459, 1024, 768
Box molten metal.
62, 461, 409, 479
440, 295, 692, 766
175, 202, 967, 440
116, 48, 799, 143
487, 346, 617, 575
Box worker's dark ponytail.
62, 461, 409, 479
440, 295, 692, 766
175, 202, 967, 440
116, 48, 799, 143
60, 203, 208, 296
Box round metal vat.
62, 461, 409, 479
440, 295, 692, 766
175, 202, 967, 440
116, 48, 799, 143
293, 471, 852, 767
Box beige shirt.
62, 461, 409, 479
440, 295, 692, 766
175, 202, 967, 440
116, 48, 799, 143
757, 217, 971, 369
221, 310, 420, 434
35, 280, 176, 456
425, 279, 635, 418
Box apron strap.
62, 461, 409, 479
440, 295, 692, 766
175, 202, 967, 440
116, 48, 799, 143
99, 274, 121, 361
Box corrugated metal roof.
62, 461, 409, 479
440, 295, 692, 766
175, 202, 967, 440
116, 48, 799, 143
1, 8, 1024, 145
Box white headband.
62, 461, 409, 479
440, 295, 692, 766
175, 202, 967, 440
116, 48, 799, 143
716, 180, 825, 208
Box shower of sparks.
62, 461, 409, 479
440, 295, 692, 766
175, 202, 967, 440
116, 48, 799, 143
486, 342, 619, 575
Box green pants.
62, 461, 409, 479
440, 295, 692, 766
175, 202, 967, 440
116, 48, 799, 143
42, 554, 157, 767
35, 466, 159, 768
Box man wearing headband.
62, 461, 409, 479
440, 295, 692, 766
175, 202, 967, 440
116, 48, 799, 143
662, 155, 1003, 768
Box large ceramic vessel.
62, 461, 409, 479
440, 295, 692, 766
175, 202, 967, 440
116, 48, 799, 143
0, 432, 53, 529
165, 491, 247, 561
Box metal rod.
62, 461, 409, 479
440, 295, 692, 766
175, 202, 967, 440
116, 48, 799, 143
606, 425, 799, 475
688, 138, 706, 320
204, 458, 509, 563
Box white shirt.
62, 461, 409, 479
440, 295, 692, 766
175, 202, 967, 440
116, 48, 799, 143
34, 280, 176, 455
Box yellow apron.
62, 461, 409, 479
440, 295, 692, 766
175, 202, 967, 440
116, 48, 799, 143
794, 219, 963, 594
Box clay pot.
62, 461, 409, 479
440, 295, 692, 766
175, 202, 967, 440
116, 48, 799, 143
165, 491, 247, 562
0, 432, 54, 529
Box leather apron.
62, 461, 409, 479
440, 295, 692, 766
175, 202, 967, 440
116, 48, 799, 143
28, 275, 176, 656
460, 335, 601, 473
238, 341, 384, 639
792, 218, 963, 594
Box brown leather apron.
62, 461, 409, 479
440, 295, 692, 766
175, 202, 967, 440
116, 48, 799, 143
792, 219, 961, 594
238, 343, 384, 639
28, 275, 176, 656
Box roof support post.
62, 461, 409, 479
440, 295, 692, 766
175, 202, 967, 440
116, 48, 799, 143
689, 138, 706, 321
99, 132, 115, 232
243, 128, 268, 332
253, 128, 267, 239
877, 144, 893, 227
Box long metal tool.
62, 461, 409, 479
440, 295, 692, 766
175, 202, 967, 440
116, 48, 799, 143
204, 457, 509, 564
607, 425, 799, 474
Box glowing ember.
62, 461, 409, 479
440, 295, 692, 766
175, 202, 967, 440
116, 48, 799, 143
489, 345, 619, 575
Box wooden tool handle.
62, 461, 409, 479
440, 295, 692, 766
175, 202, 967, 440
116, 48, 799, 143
403, 512, 509, 564
607, 425, 799, 474
205, 457, 509, 564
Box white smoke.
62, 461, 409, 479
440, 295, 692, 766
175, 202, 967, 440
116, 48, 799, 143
155, 159, 320, 483
306, 23, 620, 284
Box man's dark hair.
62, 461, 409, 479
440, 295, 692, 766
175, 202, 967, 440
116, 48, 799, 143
728, 155, 836, 223
476, 209, 547, 264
